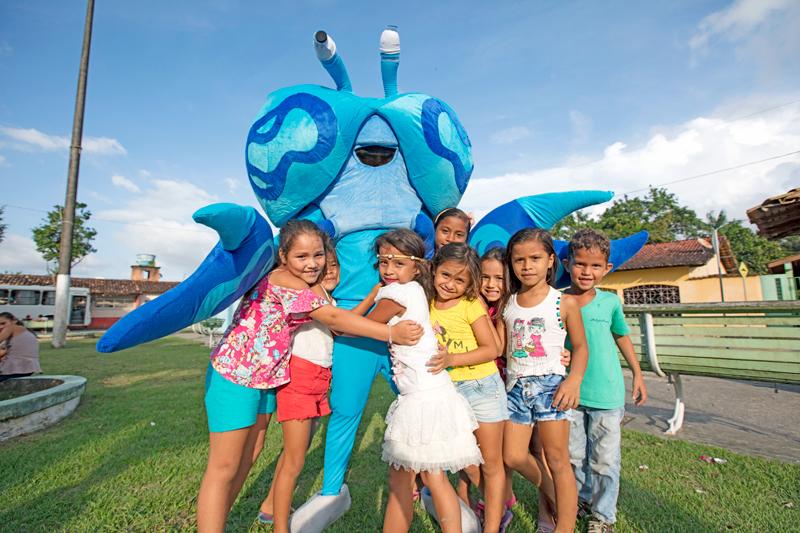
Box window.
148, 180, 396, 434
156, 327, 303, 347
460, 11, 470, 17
42, 291, 56, 305
0, 289, 7, 305
623, 284, 680, 305
10, 290, 40, 305
94, 295, 135, 309
775, 278, 784, 301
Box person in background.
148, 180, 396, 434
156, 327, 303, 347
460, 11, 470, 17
0, 312, 41, 382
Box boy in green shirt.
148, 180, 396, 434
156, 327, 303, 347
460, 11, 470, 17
564, 229, 647, 533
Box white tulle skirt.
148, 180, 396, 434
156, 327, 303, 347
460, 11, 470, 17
382, 384, 483, 473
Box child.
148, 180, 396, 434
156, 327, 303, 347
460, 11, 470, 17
257, 245, 379, 529
433, 207, 472, 251
498, 228, 588, 533
370, 229, 482, 533
197, 220, 423, 533
564, 229, 647, 532
426, 242, 508, 533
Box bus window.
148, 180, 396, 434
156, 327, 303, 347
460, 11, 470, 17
0, 289, 7, 305
42, 290, 56, 306
70, 296, 87, 325
11, 290, 40, 305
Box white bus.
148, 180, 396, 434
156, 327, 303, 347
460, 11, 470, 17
0, 284, 92, 327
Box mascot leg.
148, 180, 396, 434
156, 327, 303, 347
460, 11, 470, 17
290, 336, 389, 532
421, 487, 482, 533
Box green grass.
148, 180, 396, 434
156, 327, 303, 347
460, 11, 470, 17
0, 338, 797, 532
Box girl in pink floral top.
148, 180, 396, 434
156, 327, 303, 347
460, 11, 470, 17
198, 220, 424, 533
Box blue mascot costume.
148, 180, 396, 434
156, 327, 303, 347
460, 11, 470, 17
97, 27, 647, 532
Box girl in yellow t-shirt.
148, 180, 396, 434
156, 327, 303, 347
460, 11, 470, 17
427, 242, 508, 533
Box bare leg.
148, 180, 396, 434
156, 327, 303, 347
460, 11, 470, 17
502, 421, 541, 486
273, 419, 313, 533
456, 470, 473, 506
475, 421, 505, 533
197, 426, 253, 533
383, 467, 416, 533
227, 413, 271, 511
538, 420, 577, 533
531, 427, 557, 528
260, 416, 319, 515
420, 470, 462, 533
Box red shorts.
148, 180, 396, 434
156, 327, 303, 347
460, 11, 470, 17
276, 355, 332, 422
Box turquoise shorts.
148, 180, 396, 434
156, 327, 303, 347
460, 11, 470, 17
204, 363, 277, 433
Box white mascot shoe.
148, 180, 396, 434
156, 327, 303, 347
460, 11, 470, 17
288, 483, 351, 532
421, 486, 481, 533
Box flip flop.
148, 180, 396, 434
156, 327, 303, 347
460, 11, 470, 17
257, 511, 274, 525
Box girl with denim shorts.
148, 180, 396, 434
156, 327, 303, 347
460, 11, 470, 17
426, 242, 508, 533
497, 228, 588, 533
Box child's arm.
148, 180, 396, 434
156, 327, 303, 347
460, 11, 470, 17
615, 334, 648, 406
350, 283, 382, 316
310, 304, 421, 345
366, 299, 406, 325
427, 315, 499, 373
487, 316, 504, 355
552, 295, 588, 411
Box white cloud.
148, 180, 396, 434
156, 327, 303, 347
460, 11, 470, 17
569, 110, 592, 144
0, 126, 126, 155
490, 126, 531, 145
463, 96, 800, 225
111, 174, 141, 193
97, 179, 221, 280
690, 0, 791, 50
0, 154, 6, 166
138, 169, 152, 178
225, 177, 240, 193
0, 234, 47, 274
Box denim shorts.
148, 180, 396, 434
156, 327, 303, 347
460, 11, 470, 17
453, 371, 509, 423
507, 374, 567, 425
204, 363, 277, 433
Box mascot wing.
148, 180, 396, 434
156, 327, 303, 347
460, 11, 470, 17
468, 191, 649, 289
469, 190, 614, 254
96, 203, 275, 353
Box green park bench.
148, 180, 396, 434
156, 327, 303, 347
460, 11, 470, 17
622, 301, 800, 434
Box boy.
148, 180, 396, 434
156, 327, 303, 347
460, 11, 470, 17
564, 229, 647, 533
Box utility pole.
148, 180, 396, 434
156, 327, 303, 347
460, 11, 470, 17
712, 228, 725, 302
53, 0, 95, 348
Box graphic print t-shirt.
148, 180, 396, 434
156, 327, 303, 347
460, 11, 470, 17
429, 298, 496, 382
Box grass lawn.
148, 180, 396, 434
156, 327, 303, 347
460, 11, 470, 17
1, 337, 797, 532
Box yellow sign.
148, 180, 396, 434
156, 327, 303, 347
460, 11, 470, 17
738, 262, 749, 278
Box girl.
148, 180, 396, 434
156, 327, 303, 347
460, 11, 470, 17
370, 229, 482, 533
257, 246, 379, 529
0, 312, 40, 382
499, 228, 588, 533
197, 220, 423, 533
426, 242, 507, 533
433, 207, 472, 251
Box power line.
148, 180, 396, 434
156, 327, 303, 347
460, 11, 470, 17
624, 149, 800, 195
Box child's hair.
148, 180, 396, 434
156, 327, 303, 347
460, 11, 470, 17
374, 229, 434, 300
480, 247, 509, 311
431, 242, 482, 300
568, 228, 611, 262
433, 207, 472, 233
278, 219, 330, 284
0, 312, 23, 326
506, 228, 558, 293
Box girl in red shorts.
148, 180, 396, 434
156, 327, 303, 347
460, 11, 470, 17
258, 245, 378, 530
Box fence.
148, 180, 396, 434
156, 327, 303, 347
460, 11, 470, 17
623, 301, 800, 434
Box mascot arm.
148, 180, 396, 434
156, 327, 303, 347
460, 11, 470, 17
96, 203, 275, 353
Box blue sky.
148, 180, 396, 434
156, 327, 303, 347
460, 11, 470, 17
1, 0, 799, 279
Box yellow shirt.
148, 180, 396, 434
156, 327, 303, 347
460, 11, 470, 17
429, 298, 497, 382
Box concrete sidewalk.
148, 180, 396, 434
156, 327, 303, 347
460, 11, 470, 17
622, 373, 800, 464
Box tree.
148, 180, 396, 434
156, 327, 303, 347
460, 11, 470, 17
32, 202, 97, 274
0, 205, 6, 245
553, 187, 706, 242
551, 189, 786, 273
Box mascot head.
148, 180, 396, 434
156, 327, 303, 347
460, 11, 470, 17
245, 27, 474, 230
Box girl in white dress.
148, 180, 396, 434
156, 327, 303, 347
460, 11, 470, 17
368, 229, 482, 533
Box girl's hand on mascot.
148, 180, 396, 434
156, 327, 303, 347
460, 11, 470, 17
392, 320, 423, 345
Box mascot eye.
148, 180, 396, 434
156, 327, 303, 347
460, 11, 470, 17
355, 145, 396, 167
